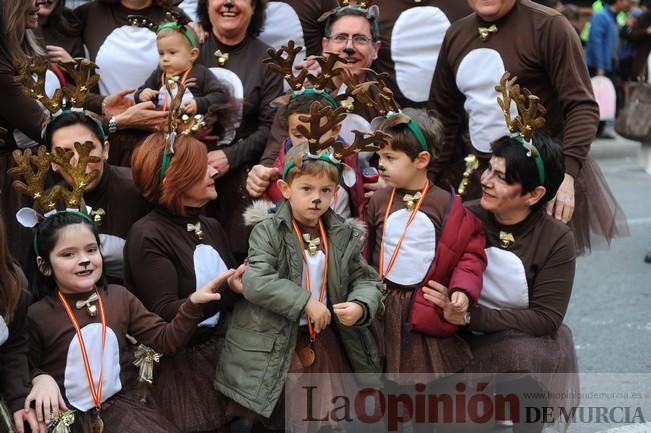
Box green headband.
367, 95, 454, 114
385, 112, 428, 152
290, 88, 340, 109
33, 210, 96, 257
158, 22, 197, 49
282, 153, 342, 180
512, 134, 546, 185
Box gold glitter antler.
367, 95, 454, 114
7, 146, 63, 212
59, 58, 100, 108
263, 41, 310, 91
296, 102, 347, 154
331, 129, 390, 159
495, 72, 546, 142
306, 53, 347, 90
15, 57, 65, 113
337, 0, 375, 7
52, 141, 101, 209
351, 80, 400, 117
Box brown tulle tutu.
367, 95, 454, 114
381, 286, 473, 383
151, 334, 228, 433
225, 325, 354, 433
70, 390, 180, 433
571, 155, 629, 255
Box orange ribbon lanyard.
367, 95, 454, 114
161, 67, 193, 111
378, 181, 430, 279
57, 289, 107, 412
292, 219, 329, 341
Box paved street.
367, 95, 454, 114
563, 137, 651, 432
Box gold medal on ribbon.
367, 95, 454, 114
93, 413, 104, 433
298, 345, 316, 368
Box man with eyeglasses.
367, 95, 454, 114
247, 2, 385, 199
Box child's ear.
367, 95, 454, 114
277, 179, 291, 199
36, 256, 52, 277
415, 150, 431, 169
190, 47, 199, 61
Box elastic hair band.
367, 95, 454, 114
33, 210, 96, 257
512, 134, 546, 185
43, 110, 107, 146
283, 153, 342, 180
406, 119, 428, 152
158, 22, 197, 49
290, 88, 339, 109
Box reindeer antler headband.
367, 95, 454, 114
353, 70, 429, 152
159, 76, 206, 180
282, 101, 390, 182
129, 9, 197, 48
495, 72, 546, 184
318, 0, 380, 37
263, 41, 346, 109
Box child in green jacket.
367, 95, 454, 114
216, 103, 388, 432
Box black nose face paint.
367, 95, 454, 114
343, 47, 355, 56
79, 260, 91, 268
225, 0, 234, 8
378, 164, 386, 172
312, 198, 322, 206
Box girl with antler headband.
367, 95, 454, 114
6, 141, 243, 433
216, 115, 388, 432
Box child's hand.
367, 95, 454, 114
227, 263, 247, 294
190, 269, 237, 304
304, 299, 331, 333
183, 99, 198, 115
138, 88, 158, 103
14, 407, 46, 433
449, 291, 469, 313
24, 374, 68, 425
333, 302, 364, 326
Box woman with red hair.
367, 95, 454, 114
125, 133, 244, 433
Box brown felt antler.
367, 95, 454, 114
495, 72, 546, 142
51, 141, 101, 209
263, 41, 310, 91
296, 102, 347, 154
351, 80, 400, 117
306, 53, 347, 90
331, 129, 390, 159
15, 57, 65, 114
7, 146, 63, 212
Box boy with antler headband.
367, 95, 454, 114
215, 102, 388, 431
254, 41, 367, 218
362, 76, 486, 382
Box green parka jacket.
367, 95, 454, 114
215, 200, 382, 418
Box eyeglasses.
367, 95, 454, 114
328, 33, 373, 46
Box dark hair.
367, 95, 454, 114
30, 212, 105, 300
0, 215, 22, 322
197, 0, 268, 38
374, 108, 442, 161
43, 111, 106, 148
279, 94, 334, 132
324, 7, 380, 41
491, 133, 565, 211
283, 143, 340, 185
42, 0, 82, 38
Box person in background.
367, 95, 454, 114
37, 0, 84, 65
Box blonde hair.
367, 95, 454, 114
0, 0, 45, 65
284, 143, 340, 185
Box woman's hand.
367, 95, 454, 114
207, 150, 230, 178
305, 299, 331, 333
189, 269, 237, 304
23, 374, 68, 425
227, 263, 246, 294
114, 101, 168, 131
14, 407, 46, 433
333, 302, 364, 326
46, 45, 74, 64
546, 173, 575, 223
421, 281, 468, 326
102, 88, 136, 117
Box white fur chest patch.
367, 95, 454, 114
382, 209, 436, 286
